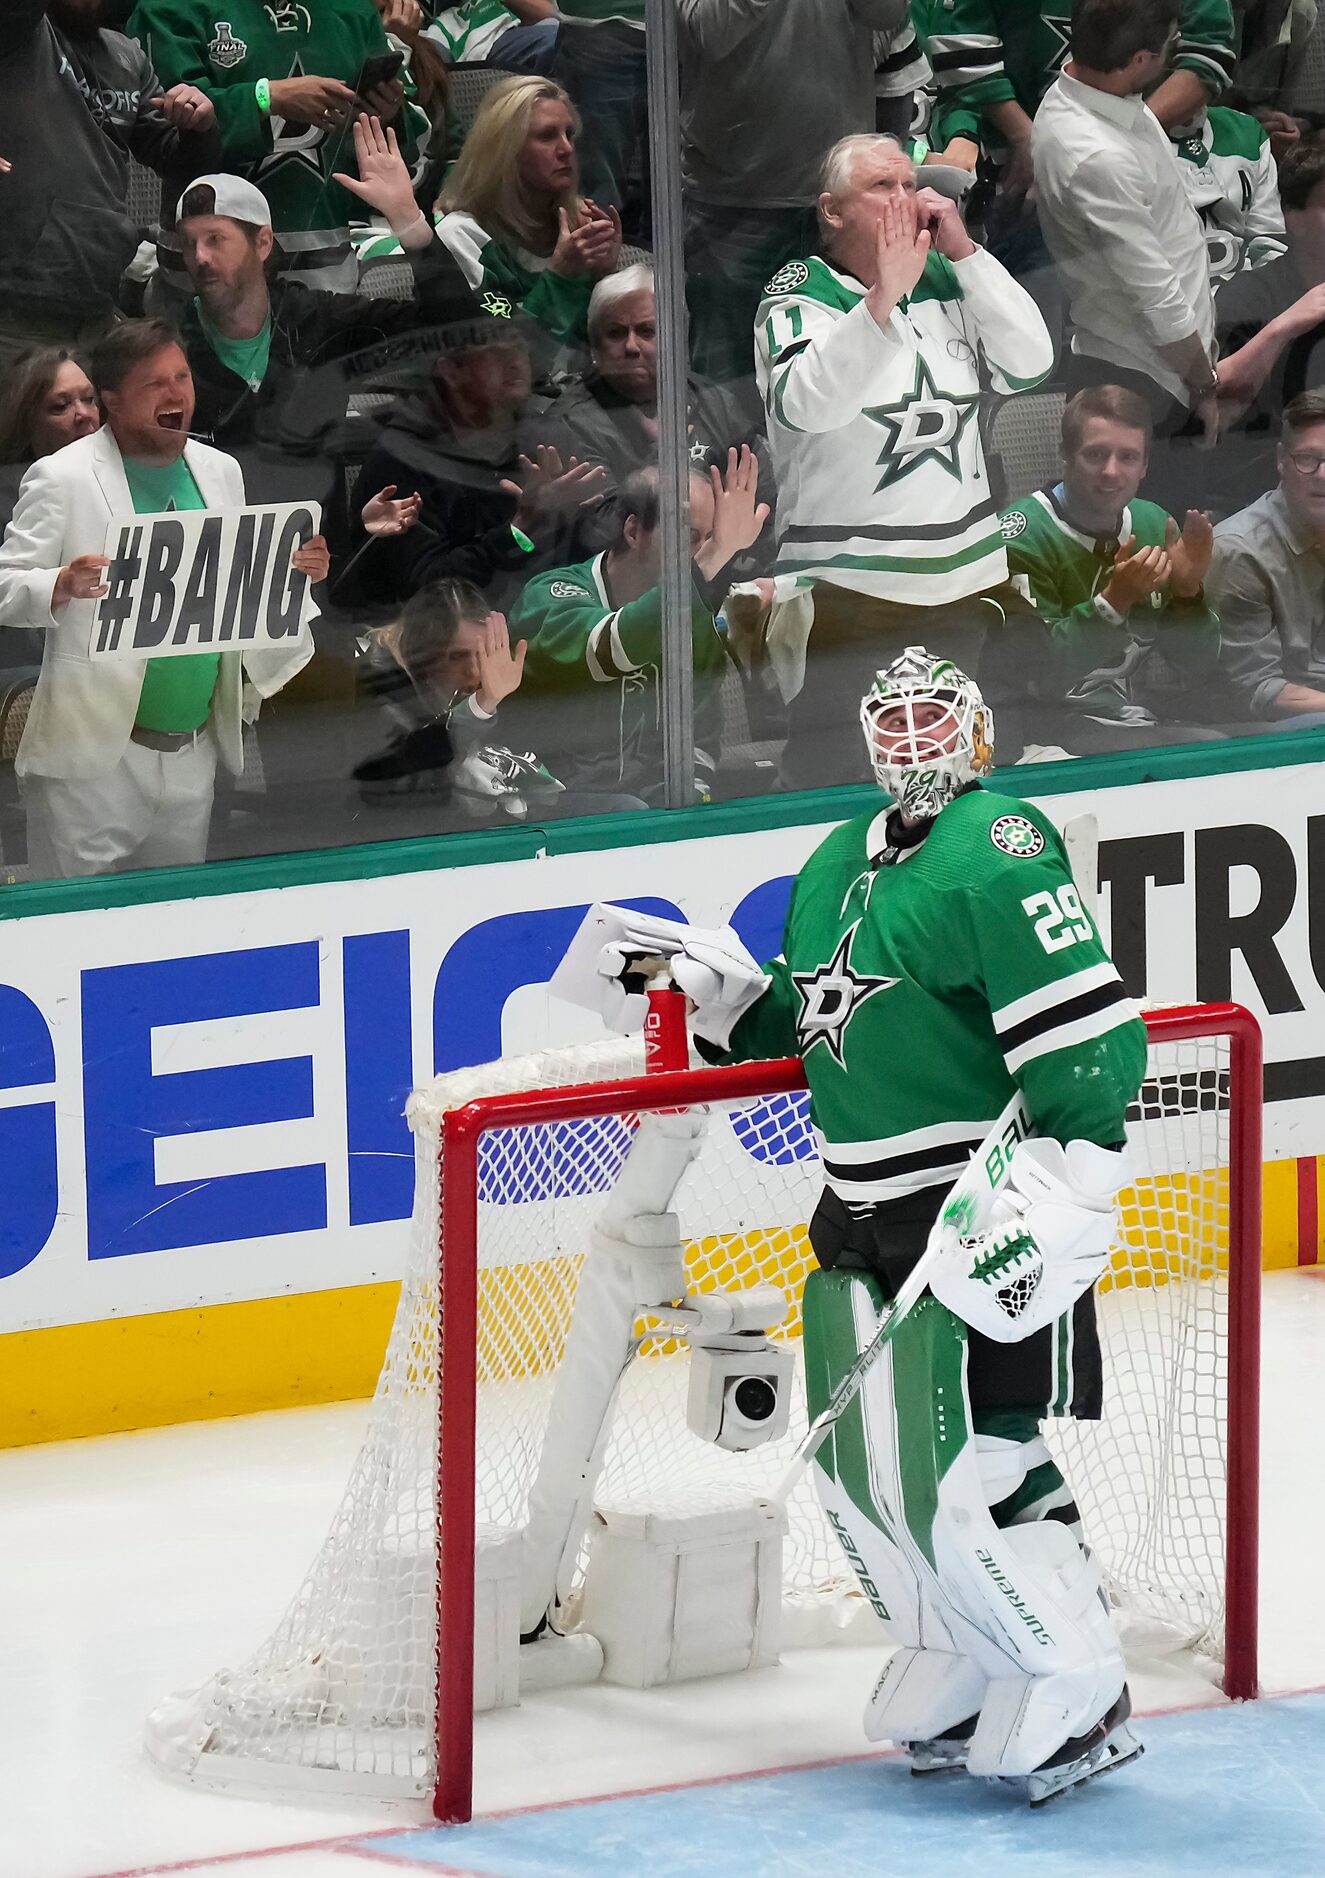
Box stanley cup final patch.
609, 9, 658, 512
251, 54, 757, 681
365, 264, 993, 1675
208, 21, 249, 67
990, 814, 1046, 858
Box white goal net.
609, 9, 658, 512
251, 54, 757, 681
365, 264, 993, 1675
145, 1014, 1257, 1805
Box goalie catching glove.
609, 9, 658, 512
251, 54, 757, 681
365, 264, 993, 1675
928, 1137, 1133, 1344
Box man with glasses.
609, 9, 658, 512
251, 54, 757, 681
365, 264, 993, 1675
1207, 391, 1325, 728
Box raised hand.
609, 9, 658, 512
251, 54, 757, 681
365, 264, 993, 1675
362, 483, 423, 537
53, 554, 110, 609
333, 116, 424, 236
1102, 537, 1172, 615
866, 190, 930, 330
378, 0, 425, 31
291, 534, 331, 584
499, 446, 608, 530
473, 611, 528, 714
1165, 511, 1214, 599
693, 444, 772, 581
155, 85, 216, 132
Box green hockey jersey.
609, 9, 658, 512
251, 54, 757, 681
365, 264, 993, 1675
1172, 107, 1287, 286
129, 0, 416, 277
714, 788, 1145, 1204
1001, 486, 1220, 721
917, 0, 1236, 148
437, 211, 595, 345
754, 249, 1052, 605
508, 552, 730, 799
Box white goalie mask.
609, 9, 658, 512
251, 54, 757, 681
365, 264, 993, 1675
859, 646, 995, 821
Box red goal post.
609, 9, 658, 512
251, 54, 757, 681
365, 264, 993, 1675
434, 1001, 1263, 1824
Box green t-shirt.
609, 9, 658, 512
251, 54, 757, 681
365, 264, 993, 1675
122, 456, 221, 735
197, 301, 272, 391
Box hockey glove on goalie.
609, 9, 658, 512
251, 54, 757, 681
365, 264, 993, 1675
928, 1138, 1133, 1344
598, 918, 771, 1048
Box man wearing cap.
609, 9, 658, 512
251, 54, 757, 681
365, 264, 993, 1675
176, 115, 477, 512
128, 0, 416, 294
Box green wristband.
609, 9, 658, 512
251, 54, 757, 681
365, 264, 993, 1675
255, 76, 271, 114
510, 525, 535, 553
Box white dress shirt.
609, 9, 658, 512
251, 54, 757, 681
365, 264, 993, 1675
1033, 70, 1216, 402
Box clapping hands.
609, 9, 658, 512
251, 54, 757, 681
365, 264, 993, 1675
550, 199, 623, 280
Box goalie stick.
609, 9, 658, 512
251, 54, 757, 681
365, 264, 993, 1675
771, 1083, 1032, 1507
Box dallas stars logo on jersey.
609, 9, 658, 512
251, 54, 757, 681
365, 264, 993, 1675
865, 354, 979, 492
792, 924, 898, 1067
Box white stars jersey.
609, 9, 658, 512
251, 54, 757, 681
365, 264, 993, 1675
754, 248, 1053, 605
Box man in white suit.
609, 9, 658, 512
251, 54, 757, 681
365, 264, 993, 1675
0, 318, 326, 877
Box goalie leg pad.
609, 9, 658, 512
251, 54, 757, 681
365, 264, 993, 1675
802, 1271, 1124, 1768
964, 1522, 1126, 1778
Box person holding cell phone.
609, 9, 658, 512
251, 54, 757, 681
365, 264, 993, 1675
127, 0, 421, 296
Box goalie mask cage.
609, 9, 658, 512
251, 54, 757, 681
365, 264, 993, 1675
144, 1001, 1261, 1823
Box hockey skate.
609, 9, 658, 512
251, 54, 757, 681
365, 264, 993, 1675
900, 1714, 978, 1775
1023, 1687, 1144, 1806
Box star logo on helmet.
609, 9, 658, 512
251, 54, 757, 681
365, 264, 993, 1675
792, 924, 898, 1068
864, 355, 980, 492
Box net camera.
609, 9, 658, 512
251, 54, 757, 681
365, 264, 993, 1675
685, 1331, 793, 1453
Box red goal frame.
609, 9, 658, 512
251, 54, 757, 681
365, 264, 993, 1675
433, 1001, 1262, 1823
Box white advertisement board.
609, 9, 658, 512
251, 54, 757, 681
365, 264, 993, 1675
2, 760, 1324, 1336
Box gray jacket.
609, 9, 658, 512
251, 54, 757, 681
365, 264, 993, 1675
676, 0, 909, 206
0, 1, 218, 318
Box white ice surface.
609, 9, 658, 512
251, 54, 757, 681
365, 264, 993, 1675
2, 1269, 1322, 1878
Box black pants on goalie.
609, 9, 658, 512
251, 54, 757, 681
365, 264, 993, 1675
808, 1183, 1104, 1421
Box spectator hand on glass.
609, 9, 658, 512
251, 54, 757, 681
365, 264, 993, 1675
363, 484, 424, 536
500, 446, 607, 532
292, 535, 331, 583
692, 445, 771, 582
1101, 537, 1172, 614
333, 115, 431, 245
153, 85, 216, 132
1164, 511, 1214, 600
551, 200, 623, 280
268, 75, 359, 129
473, 611, 528, 714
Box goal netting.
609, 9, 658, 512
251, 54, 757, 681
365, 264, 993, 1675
145, 1008, 1259, 1808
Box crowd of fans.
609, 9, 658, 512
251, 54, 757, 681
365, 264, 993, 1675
0, 0, 1323, 877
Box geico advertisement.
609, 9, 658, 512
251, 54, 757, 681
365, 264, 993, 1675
1, 761, 1323, 1333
